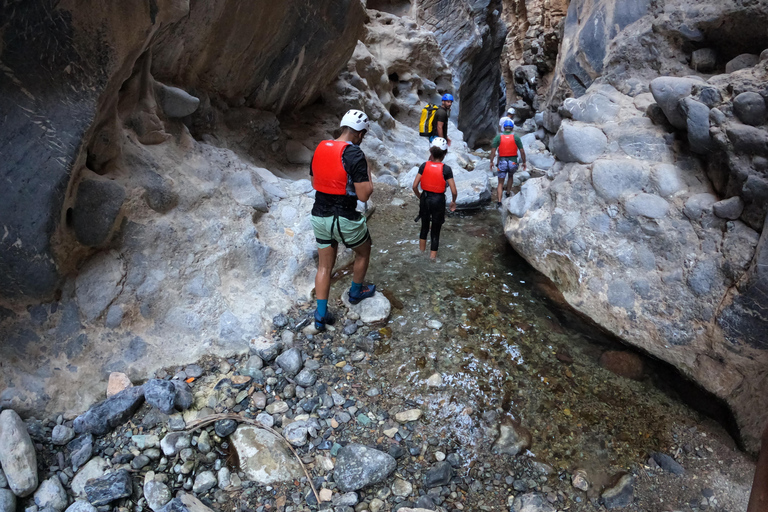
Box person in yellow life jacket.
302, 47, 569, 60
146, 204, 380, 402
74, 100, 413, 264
412, 137, 458, 261
309, 109, 376, 332
489, 119, 526, 207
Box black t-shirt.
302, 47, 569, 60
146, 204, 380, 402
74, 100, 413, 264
310, 144, 369, 219
434, 107, 449, 138
418, 162, 454, 182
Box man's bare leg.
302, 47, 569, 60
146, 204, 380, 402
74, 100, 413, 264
315, 243, 338, 301
351, 238, 372, 285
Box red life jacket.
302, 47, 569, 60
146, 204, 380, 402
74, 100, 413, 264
498, 134, 518, 157
421, 162, 446, 193
312, 140, 351, 195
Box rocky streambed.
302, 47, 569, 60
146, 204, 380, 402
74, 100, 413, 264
0, 184, 757, 512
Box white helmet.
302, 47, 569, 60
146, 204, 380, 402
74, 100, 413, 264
340, 109, 369, 132
430, 137, 448, 151
507, 107, 515, 115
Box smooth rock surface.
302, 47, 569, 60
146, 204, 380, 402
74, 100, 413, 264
0, 409, 38, 497
341, 291, 391, 323
551, 123, 607, 164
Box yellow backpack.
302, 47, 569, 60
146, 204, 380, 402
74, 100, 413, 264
418, 104, 439, 137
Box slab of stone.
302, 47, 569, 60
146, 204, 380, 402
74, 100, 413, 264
591, 159, 649, 201
713, 196, 744, 220
84, 470, 132, 506
68, 434, 94, 471
623, 193, 669, 219
230, 426, 302, 485
34, 477, 68, 511
733, 92, 766, 126
341, 291, 391, 323
333, 444, 396, 492
551, 122, 607, 164
74, 386, 145, 436
0, 409, 38, 497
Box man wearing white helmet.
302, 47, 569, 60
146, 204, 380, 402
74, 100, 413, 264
309, 109, 376, 332
498, 107, 515, 133
412, 137, 458, 261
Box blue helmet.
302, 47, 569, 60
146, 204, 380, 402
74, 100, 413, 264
503, 120, 514, 130
442, 93, 454, 102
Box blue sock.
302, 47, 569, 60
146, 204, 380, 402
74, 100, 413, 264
317, 300, 328, 319
350, 282, 363, 295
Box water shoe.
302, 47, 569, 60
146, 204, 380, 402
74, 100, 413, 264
349, 284, 376, 304
314, 309, 336, 331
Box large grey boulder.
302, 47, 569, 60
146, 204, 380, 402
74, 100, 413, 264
155, 83, 200, 118
681, 97, 713, 154
649, 77, 701, 129
72, 178, 126, 247
448, 168, 492, 209
591, 159, 649, 201
230, 426, 302, 484
506, 178, 544, 218
0, 490, 16, 512
551, 122, 606, 164
0, 410, 38, 497
333, 444, 396, 492
733, 92, 766, 126
725, 53, 759, 73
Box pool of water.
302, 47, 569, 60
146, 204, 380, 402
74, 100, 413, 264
362, 197, 704, 476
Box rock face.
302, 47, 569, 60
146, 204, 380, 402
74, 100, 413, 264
506, 0, 768, 450
0, 410, 39, 497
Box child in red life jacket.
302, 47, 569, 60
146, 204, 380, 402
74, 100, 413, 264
412, 137, 458, 261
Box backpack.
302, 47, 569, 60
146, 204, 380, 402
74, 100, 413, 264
418, 104, 439, 137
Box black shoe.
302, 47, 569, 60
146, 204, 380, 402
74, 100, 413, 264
314, 309, 336, 331
497, 201, 502, 208
349, 284, 376, 304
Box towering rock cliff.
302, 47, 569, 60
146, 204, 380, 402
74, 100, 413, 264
501, 0, 768, 450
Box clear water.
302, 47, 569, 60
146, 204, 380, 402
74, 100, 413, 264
361, 198, 703, 476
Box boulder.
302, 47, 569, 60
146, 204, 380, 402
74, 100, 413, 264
550, 122, 607, 164
72, 179, 126, 247
0, 490, 15, 512
506, 178, 544, 218
333, 444, 396, 492
341, 291, 391, 323
733, 92, 766, 126
725, 53, 759, 73
713, 196, 745, 220
448, 168, 492, 209
649, 77, 701, 129
681, 97, 713, 154
230, 426, 302, 485
726, 124, 768, 155
0, 409, 38, 497
591, 159, 649, 201
155, 83, 199, 118
73, 386, 145, 436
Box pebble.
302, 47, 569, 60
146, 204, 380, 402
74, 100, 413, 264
255, 412, 274, 428
143, 478, 171, 512
395, 409, 422, 423
295, 369, 317, 387
425, 461, 453, 487
391, 478, 413, 497
426, 319, 443, 329
572, 468, 589, 491
318, 489, 332, 502
214, 419, 238, 437
192, 471, 217, 494
160, 432, 191, 457
435, 451, 446, 461
84, 470, 132, 506
265, 401, 289, 415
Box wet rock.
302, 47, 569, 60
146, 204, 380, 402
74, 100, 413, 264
84, 469, 132, 506
70, 457, 108, 498
599, 351, 644, 380
34, 477, 68, 511
511, 492, 556, 512
282, 420, 309, 447
493, 419, 531, 456
73, 386, 145, 436
395, 409, 422, 423
0, 409, 39, 497
602, 474, 634, 509
294, 369, 317, 387
276, 348, 302, 377
214, 419, 237, 438
156, 83, 199, 118
550, 122, 607, 164
424, 461, 453, 488
106, 372, 133, 397
144, 379, 177, 414
249, 336, 281, 361
733, 92, 766, 126
52, 425, 75, 445
426, 319, 442, 329
157, 492, 216, 512
713, 197, 744, 220
725, 53, 759, 73
64, 502, 98, 512
333, 444, 397, 492
160, 432, 191, 457
192, 471, 217, 494
72, 179, 126, 247
651, 452, 685, 475
143, 476, 171, 511
0, 490, 15, 512
341, 291, 391, 323
230, 426, 303, 484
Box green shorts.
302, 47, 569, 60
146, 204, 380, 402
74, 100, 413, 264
311, 215, 371, 249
